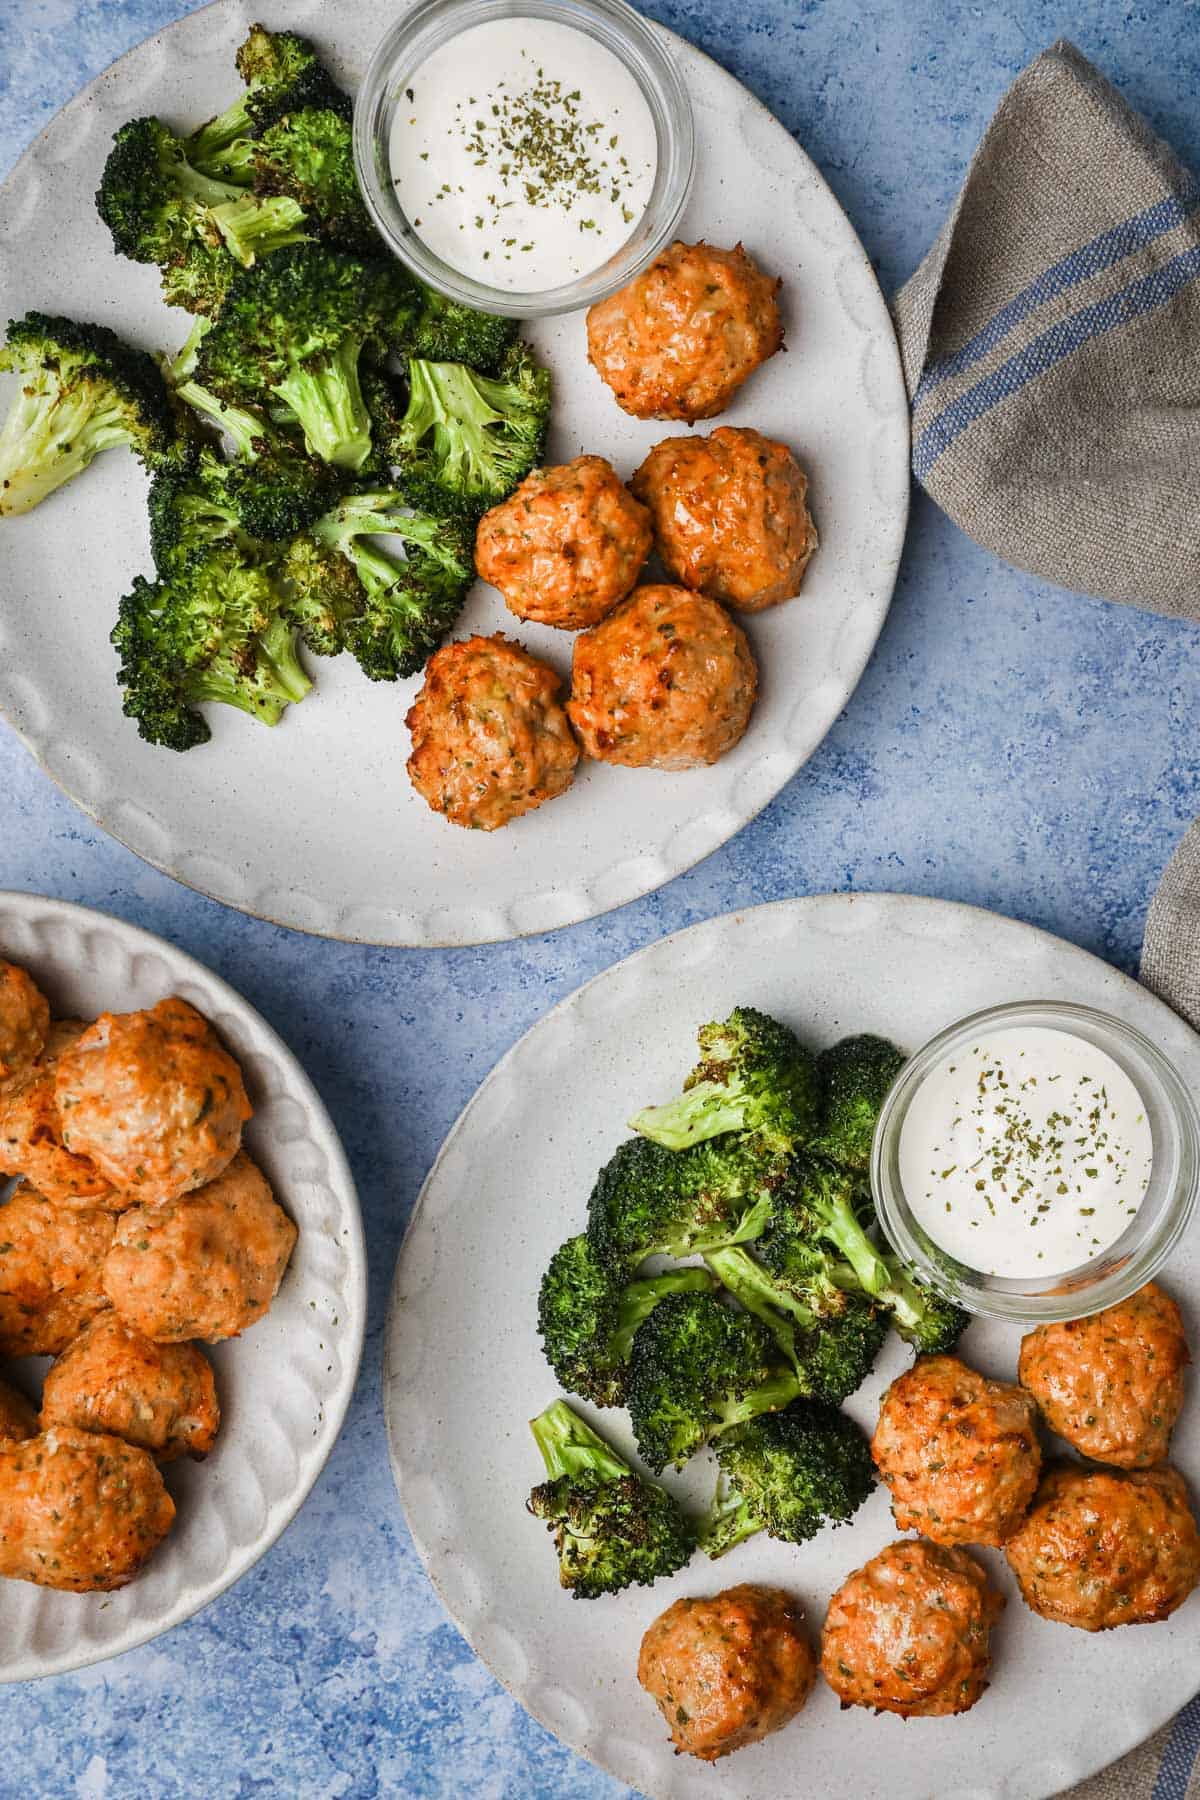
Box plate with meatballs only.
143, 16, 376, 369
384, 892, 1200, 1800
0, 893, 365, 1679
0, 1, 907, 945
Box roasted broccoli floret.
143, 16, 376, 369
96, 116, 309, 314
810, 1034, 906, 1171
703, 1244, 886, 1405
186, 24, 341, 182
527, 1399, 694, 1598
410, 286, 519, 373
390, 344, 551, 516
701, 1402, 875, 1558
631, 1006, 821, 1153
252, 105, 375, 252
0, 312, 183, 515
195, 245, 411, 469
112, 553, 311, 750
586, 1136, 787, 1276
307, 487, 473, 678
275, 531, 365, 656
537, 1233, 717, 1408
625, 1291, 802, 1473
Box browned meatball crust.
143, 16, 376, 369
475, 456, 653, 630
821, 1538, 1003, 1717
0, 1426, 174, 1591
41, 1311, 219, 1461
104, 1150, 296, 1343
638, 1584, 815, 1761
406, 634, 580, 832
55, 997, 251, 1207
1006, 1464, 1200, 1630
0, 1378, 37, 1443
872, 1354, 1041, 1547
0, 1022, 115, 1207
568, 584, 757, 770
1019, 1282, 1188, 1469
0, 961, 49, 1095
587, 241, 783, 422
632, 427, 818, 612
0, 1183, 115, 1356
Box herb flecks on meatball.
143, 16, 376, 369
41, 1310, 219, 1462
0, 961, 49, 1095
0, 1022, 115, 1207
0, 1426, 175, 1591
0, 1182, 115, 1357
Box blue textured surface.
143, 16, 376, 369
2, 2, 1200, 1795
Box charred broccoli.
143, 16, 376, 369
186, 24, 341, 182
527, 1399, 693, 1598
586, 1135, 785, 1275
390, 344, 550, 516
631, 1006, 821, 1154
703, 1244, 886, 1405
701, 1402, 875, 1558
252, 105, 376, 253
410, 287, 519, 374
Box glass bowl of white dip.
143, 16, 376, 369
353, 0, 695, 318
871, 1000, 1200, 1322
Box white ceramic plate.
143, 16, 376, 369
383, 893, 1200, 1800
0, 0, 908, 946
0, 892, 365, 1680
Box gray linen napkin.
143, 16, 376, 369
893, 42, 1200, 1797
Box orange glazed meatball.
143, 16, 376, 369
41, 1311, 219, 1462
104, 1150, 296, 1343
872, 1354, 1041, 1547
821, 1539, 1003, 1718
0, 1426, 174, 1591
638, 1584, 815, 1761
406, 634, 579, 831
568, 585, 757, 770
587, 241, 783, 422
475, 456, 653, 630
632, 427, 818, 612
0, 1022, 115, 1207
0, 1183, 115, 1356
0, 1379, 37, 1443
55, 997, 251, 1207
1006, 1464, 1200, 1631
0, 961, 49, 1094
1018, 1282, 1188, 1469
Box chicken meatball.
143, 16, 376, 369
821, 1539, 1003, 1718
406, 634, 580, 831
638, 1584, 815, 1761
1006, 1464, 1200, 1631
0, 1378, 37, 1443
41, 1311, 219, 1462
104, 1150, 296, 1343
587, 241, 783, 422
567, 585, 757, 770
475, 456, 653, 630
0, 1183, 115, 1356
55, 996, 251, 1207
872, 1354, 1041, 1547
1018, 1282, 1188, 1469
0, 1022, 115, 1207
631, 427, 818, 612
0, 961, 49, 1094
0, 1426, 174, 1591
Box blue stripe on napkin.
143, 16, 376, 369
1155, 1695, 1200, 1799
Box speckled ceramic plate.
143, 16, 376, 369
0, 0, 908, 946
384, 893, 1200, 1800
0, 893, 365, 1681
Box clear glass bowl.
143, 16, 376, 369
871, 1000, 1200, 1322
353, 0, 695, 318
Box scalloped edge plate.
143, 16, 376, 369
383, 893, 1200, 1798
0, 0, 908, 946
0, 891, 366, 1681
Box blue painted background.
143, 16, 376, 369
3, 2, 1200, 1795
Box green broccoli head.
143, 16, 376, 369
703, 1402, 875, 1557
585, 1135, 786, 1276
703, 1243, 886, 1405
187, 24, 342, 181
527, 1400, 693, 1598
630, 1006, 821, 1153
625, 1290, 799, 1473
253, 105, 376, 253
390, 344, 551, 517
537, 1233, 716, 1409
276, 531, 366, 657
147, 448, 244, 580
0, 312, 184, 515
410, 286, 519, 373
811, 1034, 906, 1172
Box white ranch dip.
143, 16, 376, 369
898, 1026, 1153, 1278
388, 18, 658, 294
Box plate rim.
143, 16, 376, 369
0, 4, 910, 947
0, 888, 368, 1682
382, 890, 1199, 1797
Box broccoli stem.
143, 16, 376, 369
211, 193, 309, 267
630, 1085, 750, 1152
698, 1473, 762, 1559
703, 1247, 817, 1374
807, 1183, 954, 1344
529, 1399, 630, 1484
609, 1270, 717, 1365
189, 617, 311, 725
187, 96, 255, 182
0, 379, 137, 515
273, 338, 370, 470
712, 1371, 803, 1433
